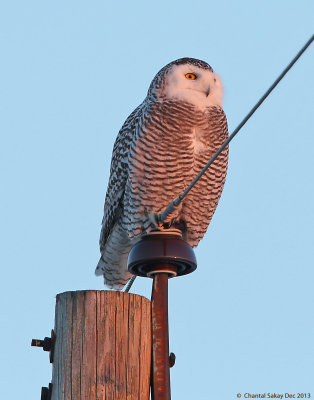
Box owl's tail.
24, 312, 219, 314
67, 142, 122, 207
95, 255, 133, 291
95, 257, 105, 276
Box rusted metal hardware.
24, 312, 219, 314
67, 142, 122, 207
128, 230, 197, 400
151, 271, 171, 400
41, 383, 52, 400
31, 329, 55, 363
31, 337, 52, 351
169, 352, 176, 368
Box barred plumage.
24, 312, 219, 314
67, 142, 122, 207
96, 58, 229, 289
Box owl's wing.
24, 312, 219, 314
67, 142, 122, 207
99, 104, 143, 252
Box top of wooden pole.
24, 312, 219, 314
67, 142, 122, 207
51, 291, 151, 400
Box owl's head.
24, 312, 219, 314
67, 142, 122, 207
148, 58, 223, 109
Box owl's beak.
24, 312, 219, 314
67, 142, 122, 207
205, 87, 210, 97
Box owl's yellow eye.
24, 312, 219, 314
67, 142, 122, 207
185, 73, 197, 80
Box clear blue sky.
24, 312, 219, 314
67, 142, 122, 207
0, 1, 313, 399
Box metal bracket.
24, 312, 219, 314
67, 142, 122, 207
31, 329, 55, 363
41, 383, 52, 400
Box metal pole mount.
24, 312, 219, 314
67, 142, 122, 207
127, 230, 197, 400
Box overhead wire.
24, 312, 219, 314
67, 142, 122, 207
124, 34, 313, 292
158, 34, 314, 225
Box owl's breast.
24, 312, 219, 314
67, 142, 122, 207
124, 100, 228, 239
152, 101, 227, 161
190, 126, 210, 155
129, 100, 226, 185
134, 100, 222, 163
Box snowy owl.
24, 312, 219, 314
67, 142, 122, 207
96, 57, 229, 289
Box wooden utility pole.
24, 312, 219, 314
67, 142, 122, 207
33, 231, 196, 399
50, 290, 151, 400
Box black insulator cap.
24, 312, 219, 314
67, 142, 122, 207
128, 230, 197, 277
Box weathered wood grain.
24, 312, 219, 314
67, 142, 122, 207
51, 291, 151, 400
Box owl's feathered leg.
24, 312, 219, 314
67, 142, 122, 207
146, 206, 187, 242
147, 203, 181, 230
146, 211, 163, 228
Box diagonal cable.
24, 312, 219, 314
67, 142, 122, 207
125, 34, 313, 292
